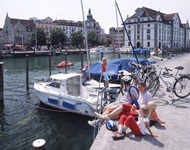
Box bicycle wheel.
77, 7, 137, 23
147, 76, 160, 97
173, 76, 190, 98
145, 72, 157, 88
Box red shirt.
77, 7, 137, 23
101, 63, 106, 72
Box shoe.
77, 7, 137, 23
112, 131, 124, 139
94, 112, 110, 121
88, 120, 99, 128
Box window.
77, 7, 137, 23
147, 24, 150, 27
137, 35, 140, 40
147, 35, 150, 40
147, 29, 150, 34
48, 79, 62, 89
128, 30, 131, 34
66, 76, 80, 96
147, 42, 150, 47
137, 24, 140, 29
128, 26, 131, 28
137, 30, 140, 34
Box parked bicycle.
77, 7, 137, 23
148, 65, 190, 99
129, 61, 157, 87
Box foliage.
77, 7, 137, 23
50, 28, 67, 48
87, 31, 99, 47
30, 27, 46, 47
71, 31, 84, 48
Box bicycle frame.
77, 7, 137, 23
157, 66, 180, 93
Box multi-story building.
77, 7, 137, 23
2, 9, 103, 47
109, 27, 124, 47
34, 17, 58, 44
0, 28, 3, 48
3, 13, 36, 45
55, 20, 84, 45
123, 7, 190, 50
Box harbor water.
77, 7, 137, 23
0, 53, 149, 150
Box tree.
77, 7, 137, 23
50, 28, 67, 48
30, 27, 46, 47
88, 31, 99, 47
71, 31, 84, 48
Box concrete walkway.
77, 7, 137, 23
90, 53, 190, 150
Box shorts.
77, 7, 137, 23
119, 104, 138, 117
102, 72, 109, 81
149, 120, 156, 127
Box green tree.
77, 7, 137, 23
88, 31, 99, 47
71, 31, 84, 48
50, 28, 67, 48
106, 38, 112, 47
31, 27, 46, 47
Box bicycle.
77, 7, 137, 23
129, 61, 157, 87
148, 64, 190, 99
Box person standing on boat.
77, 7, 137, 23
101, 57, 109, 87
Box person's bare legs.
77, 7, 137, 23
103, 104, 120, 115
95, 105, 124, 120
107, 105, 123, 119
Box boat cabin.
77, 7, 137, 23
47, 73, 82, 96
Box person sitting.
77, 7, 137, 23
88, 75, 139, 128
112, 104, 158, 139
94, 82, 152, 123
148, 101, 165, 127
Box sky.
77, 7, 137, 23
0, 0, 189, 33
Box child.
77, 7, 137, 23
112, 104, 158, 139
148, 101, 165, 127
101, 57, 109, 87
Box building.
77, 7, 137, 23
2, 9, 104, 47
34, 17, 58, 44
109, 27, 124, 47
0, 28, 3, 48
3, 13, 36, 45
123, 7, 190, 50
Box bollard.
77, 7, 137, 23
64, 51, 67, 74
168, 52, 171, 59
26, 55, 29, 90
144, 50, 147, 58
118, 52, 121, 58
80, 52, 84, 70
0, 62, 4, 103
33, 139, 46, 150
101, 52, 103, 60
49, 54, 51, 76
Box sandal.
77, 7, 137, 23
112, 131, 124, 139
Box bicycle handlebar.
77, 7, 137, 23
130, 61, 142, 68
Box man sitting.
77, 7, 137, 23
88, 75, 139, 128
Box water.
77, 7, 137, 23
0, 53, 148, 150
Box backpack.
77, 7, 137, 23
129, 85, 140, 109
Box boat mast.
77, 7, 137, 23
115, 1, 139, 63
80, 0, 91, 79
115, 0, 121, 57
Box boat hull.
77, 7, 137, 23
35, 89, 96, 117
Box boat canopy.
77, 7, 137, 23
86, 58, 152, 79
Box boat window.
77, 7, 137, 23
66, 76, 80, 96
48, 79, 62, 88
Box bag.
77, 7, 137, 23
129, 86, 140, 109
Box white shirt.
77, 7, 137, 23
137, 115, 149, 135
120, 85, 139, 104
138, 90, 152, 105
